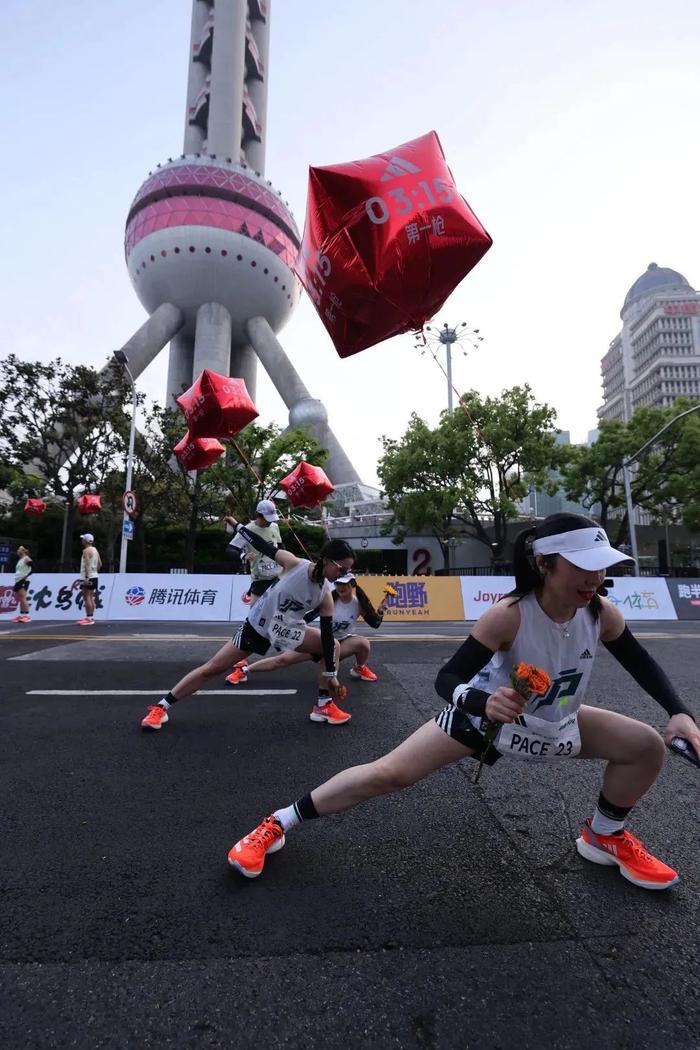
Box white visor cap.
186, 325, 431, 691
532, 527, 634, 571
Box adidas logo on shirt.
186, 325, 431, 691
594, 531, 606, 542
579, 648, 593, 659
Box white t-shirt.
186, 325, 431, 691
331, 595, 360, 639
248, 559, 331, 649
461, 592, 600, 760
14, 556, 32, 583
80, 547, 100, 580
229, 521, 282, 581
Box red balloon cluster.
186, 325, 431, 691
176, 369, 258, 440
174, 368, 258, 473
296, 130, 492, 358
279, 461, 334, 508
173, 433, 225, 472
77, 494, 102, 515
23, 498, 46, 517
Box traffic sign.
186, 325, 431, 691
122, 518, 135, 540
122, 490, 138, 517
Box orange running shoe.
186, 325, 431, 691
228, 815, 285, 878
309, 700, 351, 724
141, 705, 169, 731
226, 665, 248, 685
576, 819, 679, 890
350, 664, 378, 682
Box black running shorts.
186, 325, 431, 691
79, 578, 99, 592
233, 619, 272, 656
434, 704, 502, 766
13, 580, 30, 593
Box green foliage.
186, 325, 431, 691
559, 399, 700, 542
378, 385, 563, 564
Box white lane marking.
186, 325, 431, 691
25, 689, 298, 696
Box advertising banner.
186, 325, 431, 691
0, 573, 115, 621
356, 575, 464, 622
602, 577, 676, 620
460, 576, 516, 621
665, 579, 700, 621
108, 574, 234, 621
460, 575, 678, 621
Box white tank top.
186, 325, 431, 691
332, 595, 360, 639
14, 556, 32, 583
248, 560, 331, 642
463, 592, 601, 760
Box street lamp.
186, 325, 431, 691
415, 321, 483, 415
622, 402, 700, 575
113, 350, 137, 573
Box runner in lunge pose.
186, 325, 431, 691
226, 572, 386, 686
11, 546, 33, 623
224, 499, 282, 607
140, 524, 355, 731
228, 513, 700, 889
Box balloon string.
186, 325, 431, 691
229, 437, 312, 558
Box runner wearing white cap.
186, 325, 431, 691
226, 572, 387, 685
228, 513, 699, 889
224, 500, 282, 607
78, 534, 101, 626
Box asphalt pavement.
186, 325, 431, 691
1, 618, 699, 1049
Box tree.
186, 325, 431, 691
0, 356, 132, 569
559, 401, 700, 544
378, 385, 564, 567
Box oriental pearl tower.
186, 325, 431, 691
116, 0, 360, 485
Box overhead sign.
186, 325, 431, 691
122, 491, 138, 517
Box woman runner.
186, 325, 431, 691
226, 571, 386, 686
11, 545, 33, 623
224, 500, 282, 607
140, 526, 356, 730
228, 513, 700, 890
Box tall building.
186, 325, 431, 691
111, 0, 361, 485
600, 263, 700, 422
526, 431, 597, 519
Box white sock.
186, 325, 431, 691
590, 807, 626, 836
273, 804, 300, 833
159, 699, 171, 710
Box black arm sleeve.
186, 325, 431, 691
320, 615, 335, 673
434, 635, 496, 716
603, 626, 695, 720
235, 524, 279, 561
362, 610, 384, 630
303, 605, 320, 624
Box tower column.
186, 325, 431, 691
193, 302, 232, 379
183, 0, 211, 153
230, 344, 258, 404
167, 333, 195, 408
207, 0, 247, 157
244, 12, 271, 173
246, 316, 361, 484
106, 303, 185, 383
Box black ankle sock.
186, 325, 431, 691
293, 793, 319, 822
597, 792, 632, 821
160, 691, 179, 708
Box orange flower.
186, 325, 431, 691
511, 663, 551, 699
383, 585, 398, 597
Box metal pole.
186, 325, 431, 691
620, 402, 700, 579
446, 339, 454, 415
119, 366, 137, 574
622, 462, 639, 573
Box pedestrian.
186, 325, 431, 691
228, 513, 700, 890
11, 545, 33, 623
224, 499, 283, 608
78, 533, 102, 626
226, 571, 386, 685
140, 524, 356, 731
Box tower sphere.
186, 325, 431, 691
125, 155, 301, 343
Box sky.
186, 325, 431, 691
1, 0, 699, 487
